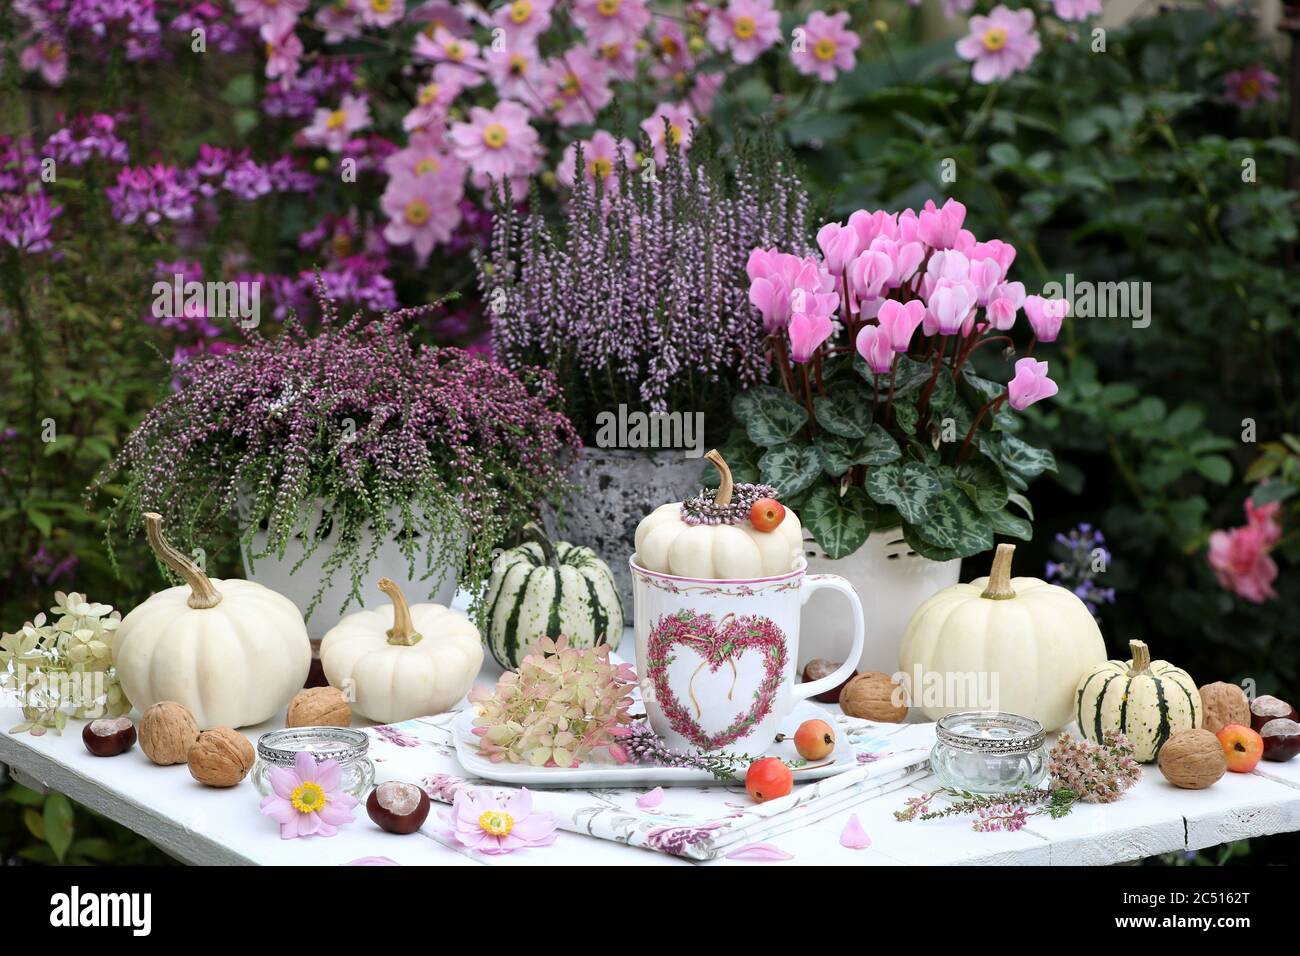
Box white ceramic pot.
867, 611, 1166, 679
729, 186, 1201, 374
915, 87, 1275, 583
799, 529, 961, 677
241, 501, 460, 639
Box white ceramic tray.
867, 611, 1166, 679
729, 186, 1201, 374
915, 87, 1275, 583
452, 700, 859, 788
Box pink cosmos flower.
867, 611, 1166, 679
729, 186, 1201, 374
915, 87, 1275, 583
789, 310, 835, 364
315, 1, 363, 44
415, 27, 487, 88
358, 0, 405, 28
1051, 0, 1102, 21
541, 47, 613, 127
1224, 64, 1280, 110
449, 100, 542, 192
259, 751, 358, 839
955, 6, 1041, 85
572, 0, 651, 47
381, 171, 464, 263
484, 42, 545, 110
748, 250, 835, 334
383, 130, 466, 183
493, 0, 554, 42
640, 103, 694, 165
556, 130, 630, 188
441, 787, 558, 854
855, 324, 894, 374
302, 94, 372, 153
402, 67, 467, 137
233, 0, 307, 31
260, 23, 303, 85
1006, 357, 1057, 410
1208, 499, 1282, 603
706, 0, 781, 66
791, 11, 860, 83
876, 299, 927, 351
19, 39, 68, 86
1024, 294, 1069, 342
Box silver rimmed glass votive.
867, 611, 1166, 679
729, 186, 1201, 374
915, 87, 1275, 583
930, 711, 1047, 794
253, 727, 375, 799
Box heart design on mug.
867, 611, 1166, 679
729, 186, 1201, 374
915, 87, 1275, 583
645, 609, 788, 751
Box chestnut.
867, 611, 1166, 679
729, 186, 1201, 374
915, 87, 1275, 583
1260, 718, 1300, 763
367, 781, 431, 834
802, 659, 858, 704
1249, 695, 1299, 734
82, 717, 137, 757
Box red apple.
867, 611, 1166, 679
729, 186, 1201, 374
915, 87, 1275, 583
1249, 695, 1299, 733
1260, 718, 1300, 763
745, 757, 793, 803
1216, 724, 1264, 773
793, 719, 835, 761
749, 497, 785, 533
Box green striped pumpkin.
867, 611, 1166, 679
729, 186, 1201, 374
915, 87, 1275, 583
1075, 639, 1201, 762
483, 527, 623, 669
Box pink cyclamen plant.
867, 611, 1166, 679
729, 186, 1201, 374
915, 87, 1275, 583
1208, 497, 1282, 603
440, 787, 558, 854
955, 6, 1041, 84
259, 751, 359, 839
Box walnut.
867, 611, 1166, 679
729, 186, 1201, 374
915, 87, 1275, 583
1157, 728, 1227, 789
286, 686, 352, 728
187, 728, 255, 787
840, 671, 908, 722
138, 701, 199, 766
1199, 682, 1250, 734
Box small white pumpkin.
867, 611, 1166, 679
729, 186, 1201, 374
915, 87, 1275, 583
898, 543, 1107, 732
320, 578, 482, 723
634, 450, 802, 579
113, 513, 311, 729
483, 525, 623, 669
1075, 639, 1200, 762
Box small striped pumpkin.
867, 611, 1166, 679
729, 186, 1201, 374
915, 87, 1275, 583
483, 527, 623, 669
1075, 639, 1201, 762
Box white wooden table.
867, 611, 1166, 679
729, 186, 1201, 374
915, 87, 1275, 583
5, 668, 1300, 866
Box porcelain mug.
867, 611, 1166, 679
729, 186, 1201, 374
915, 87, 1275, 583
629, 556, 866, 757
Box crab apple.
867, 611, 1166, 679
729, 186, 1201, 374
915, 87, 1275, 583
745, 757, 793, 803
1216, 724, 1264, 773
750, 497, 785, 533
793, 719, 835, 761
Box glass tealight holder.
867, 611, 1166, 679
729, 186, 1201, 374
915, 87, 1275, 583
253, 726, 375, 799
930, 711, 1047, 794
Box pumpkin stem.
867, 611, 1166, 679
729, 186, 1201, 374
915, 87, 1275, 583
378, 578, 423, 646
979, 543, 1017, 600
705, 449, 733, 507
142, 513, 222, 610
1128, 639, 1151, 674
521, 521, 559, 569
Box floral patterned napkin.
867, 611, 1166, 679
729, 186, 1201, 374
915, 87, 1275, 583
365, 713, 934, 861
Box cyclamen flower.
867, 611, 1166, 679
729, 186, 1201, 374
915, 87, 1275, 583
855, 325, 894, 374
541, 47, 614, 127
381, 172, 464, 263
985, 280, 1025, 330
1224, 65, 1280, 110
747, 250, 834, 335
358, 0, 405, 28
1208, 498, 1282, 603
233, 0, 307, 31
302, 94, 372, 153
571, 0, 651, 47
1024, 294, 1069, 342
556, 130, 630, 188
876, 299, 926, 352
259, 751, 358, 839
706, 0, 781, 65
640, 103, 694, 165
440, 788, 557, 854
1051, 0, 1102, 21
924, 279, 977, 335
19, 39, 68, 86
955, 6, 1041, 85
791, 11, 860, 83
918, 197, 968, 251
450, 101, 542, 193
816, 221, 861, 277
1006, 357, 1057, 410
789, 310, 835, 364
493, 0, 553, 41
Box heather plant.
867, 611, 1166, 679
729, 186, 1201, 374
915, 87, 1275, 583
482, 131, 813, 434
90, 289, 581, 621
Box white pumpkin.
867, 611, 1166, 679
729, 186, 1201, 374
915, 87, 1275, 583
320, 578, 482, 723
1075, 639, 1200, 762
113, 513, 311, 729
898, 543, 1106, 731
634, 450, 802, 579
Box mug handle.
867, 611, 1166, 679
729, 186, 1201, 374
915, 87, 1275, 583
793, 573, 865, 702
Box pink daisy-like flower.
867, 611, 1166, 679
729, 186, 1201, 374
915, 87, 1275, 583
440, 787, 558, 855
232, 0, 307, 31
449, 100, 542, 192
19, 39, 68, 87
381, 170, 464, 263
591, 37, 639, 81
1224, 64, 1280, 110
259, 751, 359, 840
541, 47, 613, 127
556, 129, 630, 188
302, 93, 372, 153
955, 6, 1041, 85
414, 26, 487, 88
706, 0, 781, 66
1050, 0, 1102, 21
260, 23, 303, 85
402, 66, 468, 136
684, 72, 725, 115
357, 0, 405, 27
791, 11, 860, 83
492, 0, 553, 42
571, 0, 652, 47
485, 42, 546, 111
315, 1, 363, 44
384, 130, 466, 183
410, 0, 473, 36
640, 102, 694, 165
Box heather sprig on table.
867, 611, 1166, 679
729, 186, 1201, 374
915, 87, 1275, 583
482, 131, 812, 432
92, 287, 580, 622
617, 721, 780, 781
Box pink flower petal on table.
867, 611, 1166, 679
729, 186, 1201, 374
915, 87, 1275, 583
636, 787, 665, 810
839, 814, 871, 850
344, 856, 400, 866
725, 843, 795, 862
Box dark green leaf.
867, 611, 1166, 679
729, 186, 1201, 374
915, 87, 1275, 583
800, 485, 876, 559
732, 386, 808, 447
998, 434, 1057, 476
914, 488, 995, 557
987, 508, 1033, 540
813, 384, 871, 439
953, 458, 1010, 512
43, 793, 75, 863
759, 444, 822, 498
864, 461, 943, 525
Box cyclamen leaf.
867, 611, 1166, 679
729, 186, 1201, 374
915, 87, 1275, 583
813, 386, 871, 439
759, 444, 821, 498
800, 485, 875, 559
953, 458, 1010, 513
816, 427, 900, 477
998, 434, 1058, 476
987, 508, 1033, 541
1007, 492, 1034, 520
893, 401, 919, 437
864, 461, 942, 525
902, 522, 963, 562
914, 488, 995, 557
732, 386, 809, 447
855, 426, 903, 466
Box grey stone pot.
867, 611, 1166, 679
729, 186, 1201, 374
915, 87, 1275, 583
544, 447, 705, 612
